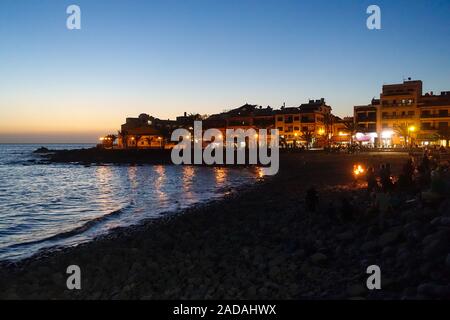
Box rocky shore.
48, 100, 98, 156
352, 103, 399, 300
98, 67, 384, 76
1, 152, 449, 300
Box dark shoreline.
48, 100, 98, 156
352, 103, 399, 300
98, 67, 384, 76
2, 152, 450, 300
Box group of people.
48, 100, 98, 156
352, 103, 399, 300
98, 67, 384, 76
364, 150, 449, 213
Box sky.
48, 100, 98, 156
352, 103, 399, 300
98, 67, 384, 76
0, 0, 449, 143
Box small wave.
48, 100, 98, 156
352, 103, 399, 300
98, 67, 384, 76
5, 203, 134, 249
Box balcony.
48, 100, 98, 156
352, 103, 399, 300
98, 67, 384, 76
382, 114, 414, 120
356, 116, 376, 122
420, 113, 449, 119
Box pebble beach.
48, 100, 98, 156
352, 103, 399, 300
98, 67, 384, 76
1, 151, 450, 300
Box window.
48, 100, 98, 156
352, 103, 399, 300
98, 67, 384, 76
408, 111, 415, 116
294, 127, 299, 131
439, 110, 449, 117
421, 123, 432, 130
277, 117, 283, 121
294, 116, 300, 121
438, 122, 448, 129
277, 127, 283, 132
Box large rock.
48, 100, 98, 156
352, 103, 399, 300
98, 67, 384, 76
423, 238, 448, 258
417, 283, 450, 297
310, 253, 327, 265
347, 284, 366, 297
378, 228, 402, 247
431, 217, 450, 227
336, 231, 354, 241
360, 241, 378, 253
422, 230, 450, 258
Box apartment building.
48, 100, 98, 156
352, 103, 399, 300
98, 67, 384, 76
275, 99, 332, 147
354, 79, 450, 147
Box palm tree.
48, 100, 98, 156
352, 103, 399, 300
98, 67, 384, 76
134, 135, 143, 149
437, 127, 450, 147
144, 136, 157, 148
343, 121, 357, 144
394, 124, 410, 147
323, 113, 334, 146
105, 134, 117, 149
118, 130, 128, 149
301, 129, 315, 150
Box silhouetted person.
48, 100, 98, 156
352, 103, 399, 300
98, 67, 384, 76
366, 166, 377, 193
380, 163, 393, 192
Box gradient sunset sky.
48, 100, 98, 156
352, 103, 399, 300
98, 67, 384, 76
1, 0, 449, 143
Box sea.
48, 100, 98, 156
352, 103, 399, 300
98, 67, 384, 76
0, 144, 263, 261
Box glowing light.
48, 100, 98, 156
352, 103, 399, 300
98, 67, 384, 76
408, 126, 416, 132
318, 128, 325, 135
338, 132, 349, 136
353, 164, 365, 176
381, 130, 393, 139
99, 137, 105, 141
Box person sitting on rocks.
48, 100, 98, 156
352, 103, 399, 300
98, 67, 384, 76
366, 166, 377, 193
379, 163, 393, 192
397, 158, 415, 192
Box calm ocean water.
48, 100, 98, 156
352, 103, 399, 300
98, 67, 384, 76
0, 144, 263, 261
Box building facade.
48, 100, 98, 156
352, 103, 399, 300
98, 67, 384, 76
354, 80, 450, 147
275, 99, 332, 148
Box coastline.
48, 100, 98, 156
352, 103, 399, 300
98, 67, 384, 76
2, 152, 450, 300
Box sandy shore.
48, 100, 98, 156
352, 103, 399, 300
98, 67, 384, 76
1, 151, 449, 300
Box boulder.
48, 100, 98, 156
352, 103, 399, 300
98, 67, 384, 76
378, 229, 402, 247
310, 253, 327, 265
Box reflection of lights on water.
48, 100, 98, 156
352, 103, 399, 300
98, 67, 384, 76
153, 166, 168, 203
214, 167, 227, 185
94, 166, 116, 212
257, 167, 271, 178
182, 166, 195, 187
